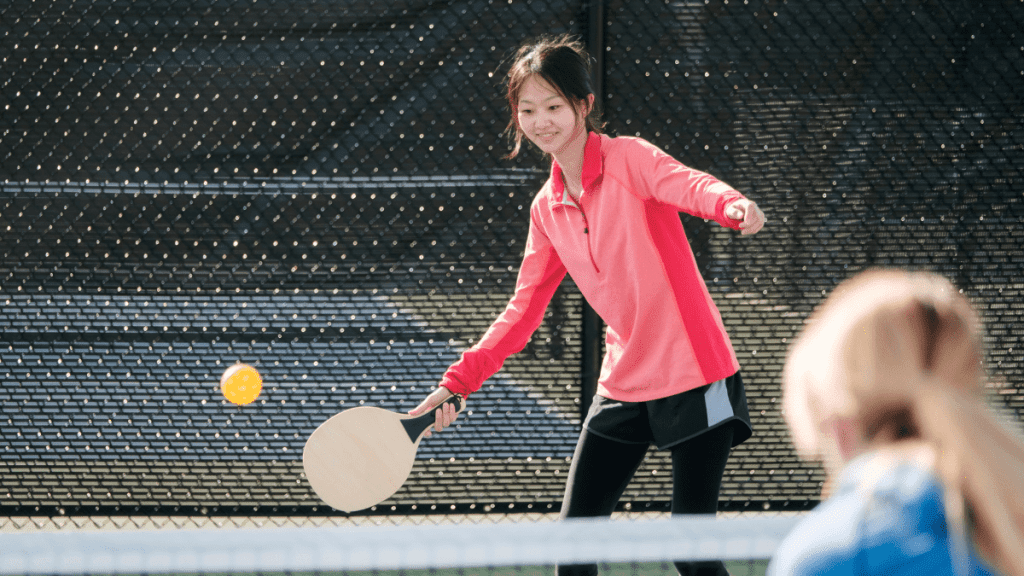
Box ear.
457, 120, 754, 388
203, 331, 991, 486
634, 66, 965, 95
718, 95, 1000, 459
586, 93, 595, 115
830, 417, 863, 462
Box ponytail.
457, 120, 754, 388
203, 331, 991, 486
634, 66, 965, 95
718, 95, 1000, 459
913, 386, 1024, 576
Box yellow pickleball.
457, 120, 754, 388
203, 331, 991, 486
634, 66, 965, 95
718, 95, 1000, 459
221, 363, 262, 405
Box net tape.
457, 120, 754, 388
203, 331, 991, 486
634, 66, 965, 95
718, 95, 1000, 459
0, 515, 801, 574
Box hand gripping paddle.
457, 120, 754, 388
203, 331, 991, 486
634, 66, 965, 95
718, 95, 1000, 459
302, 394, 464, 512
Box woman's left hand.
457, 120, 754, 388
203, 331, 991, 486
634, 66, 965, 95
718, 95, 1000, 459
725, 199, 766, 236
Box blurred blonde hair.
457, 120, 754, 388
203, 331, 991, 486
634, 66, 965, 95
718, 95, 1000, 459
782, 269, 1024, 576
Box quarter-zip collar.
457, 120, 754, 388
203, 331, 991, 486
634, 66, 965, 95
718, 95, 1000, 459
547, 132, 603, 274
549, 131, 603, 206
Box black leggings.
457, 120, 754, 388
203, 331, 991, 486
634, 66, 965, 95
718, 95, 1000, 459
556, 424, 735, 576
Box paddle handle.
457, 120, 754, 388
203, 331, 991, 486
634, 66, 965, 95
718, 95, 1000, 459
401, 394, 464, 442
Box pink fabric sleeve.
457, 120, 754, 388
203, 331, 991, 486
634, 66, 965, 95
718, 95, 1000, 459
440, 210, 568, 396
623, 138, 747, 229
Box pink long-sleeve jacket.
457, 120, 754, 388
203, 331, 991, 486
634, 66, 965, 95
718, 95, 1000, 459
440, 132, 745, 402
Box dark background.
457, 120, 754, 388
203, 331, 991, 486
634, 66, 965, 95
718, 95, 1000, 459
0, 0, 1021, 517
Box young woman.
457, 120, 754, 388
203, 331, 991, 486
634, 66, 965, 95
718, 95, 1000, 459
411, 35, 765, 576
770, 269, 1024, 576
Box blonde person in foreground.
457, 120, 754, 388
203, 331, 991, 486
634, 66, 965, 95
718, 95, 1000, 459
768, 269, 1024, 576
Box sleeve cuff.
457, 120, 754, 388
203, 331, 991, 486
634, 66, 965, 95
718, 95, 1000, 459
716, 192, 747, 229
440, 375, 474, 398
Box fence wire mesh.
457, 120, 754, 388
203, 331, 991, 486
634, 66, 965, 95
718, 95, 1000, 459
1, 0, 1022, 529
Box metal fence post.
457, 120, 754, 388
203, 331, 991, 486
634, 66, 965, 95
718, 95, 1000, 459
580, 0, 605, 423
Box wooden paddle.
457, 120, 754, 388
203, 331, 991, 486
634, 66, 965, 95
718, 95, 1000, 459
302, 394, 464, 512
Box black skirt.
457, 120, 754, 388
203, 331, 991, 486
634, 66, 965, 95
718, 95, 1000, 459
582, 371, 753, 450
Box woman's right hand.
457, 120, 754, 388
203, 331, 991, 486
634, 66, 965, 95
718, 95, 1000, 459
409, 386, 462, 438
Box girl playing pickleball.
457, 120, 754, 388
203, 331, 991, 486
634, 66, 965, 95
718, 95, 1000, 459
412, 34, 765, 576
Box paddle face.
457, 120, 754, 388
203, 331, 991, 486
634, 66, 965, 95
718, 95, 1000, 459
302, 395, 463, 512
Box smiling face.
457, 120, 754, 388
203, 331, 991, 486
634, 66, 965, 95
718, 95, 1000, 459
516, 75, 589, 156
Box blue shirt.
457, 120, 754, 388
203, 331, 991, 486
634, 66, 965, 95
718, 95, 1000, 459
769, 453, 997, 576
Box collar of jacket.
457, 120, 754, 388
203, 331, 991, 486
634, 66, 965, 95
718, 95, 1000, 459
548, 131, 604, 206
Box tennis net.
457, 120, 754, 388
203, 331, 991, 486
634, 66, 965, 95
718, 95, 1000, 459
0, 514, 800, 576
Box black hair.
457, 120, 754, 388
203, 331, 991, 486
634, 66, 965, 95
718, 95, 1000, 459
504, 34, 603, 158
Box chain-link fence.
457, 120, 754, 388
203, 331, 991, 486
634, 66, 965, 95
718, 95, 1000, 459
1, 0, 1022, 528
